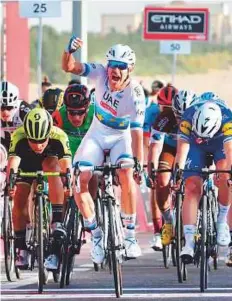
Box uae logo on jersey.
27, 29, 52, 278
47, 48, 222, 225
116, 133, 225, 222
101, 91, 119, 116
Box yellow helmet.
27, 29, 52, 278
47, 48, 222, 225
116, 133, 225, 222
24, 108, 53, 140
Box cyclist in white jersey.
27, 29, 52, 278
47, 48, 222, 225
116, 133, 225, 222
62, 37, 145, 263
1, 81, 31, 150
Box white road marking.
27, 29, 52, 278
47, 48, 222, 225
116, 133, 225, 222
1, 287, 232, 292
1, 292, 232, 300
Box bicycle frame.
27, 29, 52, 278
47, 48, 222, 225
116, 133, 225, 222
8, 169, 70, 293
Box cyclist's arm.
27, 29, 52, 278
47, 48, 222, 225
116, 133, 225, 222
62, 51, 83, 75
174, 139, 190, 169
143, 135, 149, 172
131, 129, 143, 165
6, 156, 21, 183
148, 131, 165, 170
224, 140, 232, 168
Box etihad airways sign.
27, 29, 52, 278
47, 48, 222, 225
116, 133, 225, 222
143, 7, 209, 41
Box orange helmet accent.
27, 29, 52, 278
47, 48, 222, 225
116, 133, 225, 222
157, 84, 178, 106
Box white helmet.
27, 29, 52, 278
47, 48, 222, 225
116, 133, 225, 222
173, 90, 197, 117
192, 102, 222, 138
0, 81, 19, 108
106, 44, 136, 66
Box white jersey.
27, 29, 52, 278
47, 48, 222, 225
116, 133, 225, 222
81, 63, 145, 132
73, 63, 145, 166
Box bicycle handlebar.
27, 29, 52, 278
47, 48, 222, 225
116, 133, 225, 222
8, 169, 72, 190
75, 162, 134, 174
17, 171, 68, 177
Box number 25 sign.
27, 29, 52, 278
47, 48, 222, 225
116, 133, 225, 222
19, 1, 61, 18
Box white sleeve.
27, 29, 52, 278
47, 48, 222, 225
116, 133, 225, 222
130, 84, 146, 130
80, 63, 106, 81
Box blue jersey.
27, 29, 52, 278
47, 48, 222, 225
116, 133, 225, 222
179, 100, 232, 145
143, 102, 160, 136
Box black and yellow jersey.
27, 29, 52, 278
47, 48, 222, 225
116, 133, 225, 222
9, 125, 72, 160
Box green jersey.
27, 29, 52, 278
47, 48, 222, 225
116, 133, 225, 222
53, 104, 94, 158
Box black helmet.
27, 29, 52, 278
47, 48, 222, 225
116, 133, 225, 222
64, 84, 90, 109
40, 88, 64, 114
151, 80, 165, 91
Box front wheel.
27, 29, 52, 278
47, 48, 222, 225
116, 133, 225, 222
3, 196, 15, 282
36, 196, 44, 293
108, 199, 122, 298
162, 244, 172, 269
200, 195, 208, 292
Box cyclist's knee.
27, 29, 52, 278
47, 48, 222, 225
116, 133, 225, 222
12, 184, 30, 223
42, 157, 60, 172
117, 168, 133, 187
157, 172, 171, 188
77, 172, 92, 192
185, 177, 202, 198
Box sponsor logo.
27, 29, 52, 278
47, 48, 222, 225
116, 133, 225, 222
147, 11, 206, 34
157, 117, 168, 131
151, 15, 202, 25
222, 122, 232, 136
136, 109, 144, 116
100, 101, 117, 116
185, 158, 192, 169
180, 120, 191, 136
101, 91, 119, 116
134, 86, 142, 98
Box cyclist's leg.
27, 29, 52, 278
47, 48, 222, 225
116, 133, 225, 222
214, 144, 231, 246
42, 157, 65, 229
73, 135, 105, 264
156, 144, 175, 246
12, 180, 32, 268
110, 135, 141, 258
180, 145, 204, 262
150, 189, 162, 249
42, 156, 67, 269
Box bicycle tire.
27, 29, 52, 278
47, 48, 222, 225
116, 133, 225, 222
175, 193, 184, 283
200, 195, 207, 292
171, 243, 177, 267
95, 195, 103, 227
36, 196, 44, 293
60, 203, 72, 288
53, 270, 60, 283
3, 196, 15, 282
66, 210, 81, 286
162, 244, 172, 269
108, 198, 122, 298
15, 266, 21, 279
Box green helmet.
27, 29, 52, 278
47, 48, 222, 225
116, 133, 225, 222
24, 108, 53, 140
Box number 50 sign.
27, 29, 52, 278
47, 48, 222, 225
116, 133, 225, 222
160, 41, 191, 55
19, 1, 61, 18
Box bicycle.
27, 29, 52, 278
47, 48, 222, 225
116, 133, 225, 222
2, 176, 20, 281
6, 169, 70, 293
74, 150, 134, 298
147, 163, 177, 270
60, 196, 86, 288
174, 163, 228, 292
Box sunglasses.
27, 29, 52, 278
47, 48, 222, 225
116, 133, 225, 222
108, 60, 128, 70
67, 109, 87, 116
28, 138, 48, 144
1, 106, 14, 111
